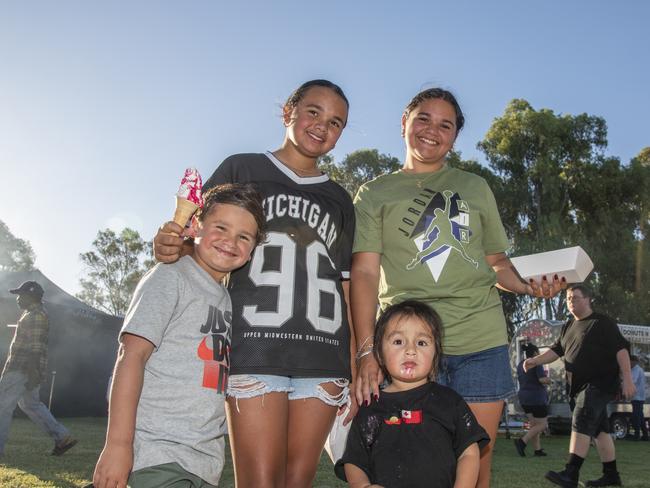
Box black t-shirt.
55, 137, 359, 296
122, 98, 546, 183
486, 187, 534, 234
335, 382, 489, 488
204, 152, 355, 378
550, 312, 628, 396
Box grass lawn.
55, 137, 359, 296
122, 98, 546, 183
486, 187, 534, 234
1, 418, 649, 487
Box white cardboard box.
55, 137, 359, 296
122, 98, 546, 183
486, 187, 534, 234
510, 246, 594, 284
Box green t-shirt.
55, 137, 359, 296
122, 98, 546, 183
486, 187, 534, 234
353, 165, 510, 355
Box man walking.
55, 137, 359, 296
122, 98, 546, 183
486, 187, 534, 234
524, 284, 635, 487
0, 281, 77, 456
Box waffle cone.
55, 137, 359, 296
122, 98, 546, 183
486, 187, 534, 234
173, 197, 199, 229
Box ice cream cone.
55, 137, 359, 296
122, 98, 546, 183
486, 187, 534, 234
173, 196, 199, 231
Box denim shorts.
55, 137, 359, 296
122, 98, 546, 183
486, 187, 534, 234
227, 374, 349, 407
436, 344, 515, 403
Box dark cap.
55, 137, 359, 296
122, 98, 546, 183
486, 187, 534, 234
9, 281, 44, 299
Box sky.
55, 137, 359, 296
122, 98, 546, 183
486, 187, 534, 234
1, 0, 648, 297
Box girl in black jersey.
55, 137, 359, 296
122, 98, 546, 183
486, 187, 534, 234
154, 80, 355, 488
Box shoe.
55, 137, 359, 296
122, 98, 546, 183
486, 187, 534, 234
534, 449, 548, 456
514, 438, 526, 457
52, 436, 78, 456
545, 469, 578, 488
585, 473, 622, 486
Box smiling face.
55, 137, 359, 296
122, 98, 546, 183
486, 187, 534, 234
401, 98, 458, 173
282, 85, 348, 160
380, 314, 437, 392
191, 203, 259, 282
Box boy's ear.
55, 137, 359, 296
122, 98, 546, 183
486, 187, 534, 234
185, 215, 199, 239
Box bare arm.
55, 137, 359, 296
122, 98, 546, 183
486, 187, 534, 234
343, 463, 383, 488
93, 334, 154, 488
342, 279, 359, 425
616, 348, 636, 400
454, 443, 480, 488
523, 349, 560, 372
486, 252, 566, 299
350, 252, 384, 406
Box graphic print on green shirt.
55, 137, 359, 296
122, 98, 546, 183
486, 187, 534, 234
405, 189, 479, 278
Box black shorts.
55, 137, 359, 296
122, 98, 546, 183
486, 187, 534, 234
521, 404, 548, 418
570, 384, 615, 436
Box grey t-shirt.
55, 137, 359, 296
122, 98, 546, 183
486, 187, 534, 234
121, 255, 232, 485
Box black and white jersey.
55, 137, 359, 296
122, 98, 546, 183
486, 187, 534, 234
204, 152, 354, 378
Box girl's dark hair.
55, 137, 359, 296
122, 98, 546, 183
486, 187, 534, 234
196, 183, 267, 244
283, 79, 350, 123
374, 300, 444, 382
523, 342, 540, 359
403, 87, 465, 134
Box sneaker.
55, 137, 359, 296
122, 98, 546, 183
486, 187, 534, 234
514, 438, 526, 457
545, 469, 578, 488
534, 449, 548, 456
52, 436, 78, 456
585, 473, 622, 487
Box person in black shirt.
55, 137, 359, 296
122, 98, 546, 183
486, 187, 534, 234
524, 285, 635, 488
335, 301, 489, 488
514, 343, 551, 457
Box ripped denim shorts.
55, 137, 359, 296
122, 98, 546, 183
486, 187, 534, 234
227, 374, 349, 407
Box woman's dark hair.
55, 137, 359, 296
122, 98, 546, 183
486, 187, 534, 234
196, 183, 267, 245
403, 87, 465, 135
283, 79, 350, 124
374, 300, 444, 381
522, 343, 540, 359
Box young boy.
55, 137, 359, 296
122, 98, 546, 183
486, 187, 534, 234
92, 183, 266, 488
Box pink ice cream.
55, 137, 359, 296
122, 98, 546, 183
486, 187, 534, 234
177, 167, 204, 207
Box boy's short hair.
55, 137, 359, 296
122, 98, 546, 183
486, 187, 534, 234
196, 183, 267, 244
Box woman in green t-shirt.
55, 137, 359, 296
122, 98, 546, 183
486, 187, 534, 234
350, 87, 564, 488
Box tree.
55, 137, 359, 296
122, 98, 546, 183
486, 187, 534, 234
0, 220, 35, 271
629, 147, 650, 295
319, 149, 401, 197
77, 228, 154, 316
478, 99, 648, 326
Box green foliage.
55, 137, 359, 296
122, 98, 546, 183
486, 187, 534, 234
478, 100, 648, 326
77, 228, 154, 316
0, 220, 35, 271
319, 149, 401, 197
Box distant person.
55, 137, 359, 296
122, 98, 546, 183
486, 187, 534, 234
92, 184, 266, 488
335, 300, 489, 488
514, 343, 550, 457
524, 285, 634, 488
630, 355, 648, 441
0, 281, 77, 457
